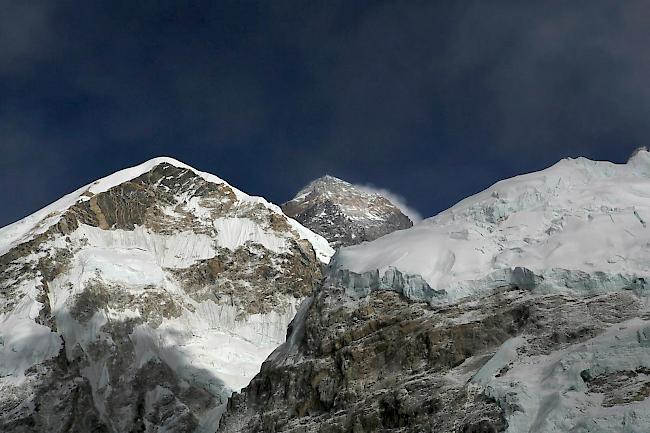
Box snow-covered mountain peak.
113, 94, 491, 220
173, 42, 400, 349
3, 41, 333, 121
0, 157, 333, 262
331, 153, 650, 302
302, 174, 350, 191
291, 174, 396, 209
0, 157, 333, 431
628, 145, 649, 161
84, 156, 227, 195
282, 175, 413, 248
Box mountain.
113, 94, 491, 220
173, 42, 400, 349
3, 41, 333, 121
281, 175, 413, 248
0, 157, 333, 433
221, 150, 650, 432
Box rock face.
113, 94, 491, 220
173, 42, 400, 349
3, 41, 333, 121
282, 175, 413, 248
0, 157, 333, 433
221, 285, 649, 433
221, 152, 650, 433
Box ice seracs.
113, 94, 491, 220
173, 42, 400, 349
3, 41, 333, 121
331, 150, 650, 302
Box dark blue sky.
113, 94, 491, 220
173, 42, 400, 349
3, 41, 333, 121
0, 1, 647, 227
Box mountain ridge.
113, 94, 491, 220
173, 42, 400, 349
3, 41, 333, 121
2, 152, 650, 432
0, 157, 333, 262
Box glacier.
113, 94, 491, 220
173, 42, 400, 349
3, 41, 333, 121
330, 149, 650, 302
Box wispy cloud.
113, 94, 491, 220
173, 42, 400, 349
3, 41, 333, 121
356, 184, 422, 223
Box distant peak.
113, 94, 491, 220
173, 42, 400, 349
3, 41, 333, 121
628, 146, 649, 163
293, 175, 353, 196
134, 156, 195, 171
282, 174, 414, 248
316, 174, 348, 184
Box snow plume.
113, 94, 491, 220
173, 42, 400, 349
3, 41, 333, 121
356, 184, 422, 223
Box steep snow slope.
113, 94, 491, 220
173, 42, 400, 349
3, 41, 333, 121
472, 316, 650, 433
282, 175, 412, 248
0, 157, 332, 262
332, 150, 650, 301
0, 158, 332, 432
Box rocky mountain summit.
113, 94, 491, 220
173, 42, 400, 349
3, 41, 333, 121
0, 157, 333, 433
221, 150, 650, 432
282, 175, 413, 248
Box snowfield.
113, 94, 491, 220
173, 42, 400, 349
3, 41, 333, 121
332, 149, 650, 301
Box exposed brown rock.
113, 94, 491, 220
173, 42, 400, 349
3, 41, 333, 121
219, 286, 644, 432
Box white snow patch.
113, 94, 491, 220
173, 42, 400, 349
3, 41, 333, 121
0, 296, 61, 383
213, 217, 287, 254
73, 225, 218, 269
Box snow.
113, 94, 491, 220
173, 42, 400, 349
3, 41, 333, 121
472, 318, 650, 433
154, 299, 299, 393
285, 217, 334, 262
74, 225, 218, 269
213, 217, 290, 254
0, 292, 61, 383
0, 263, 62, 384
0, 156, 333, 263
34, 220, 304, 430
267, 297, 313, 365
332, 151, 650, 299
